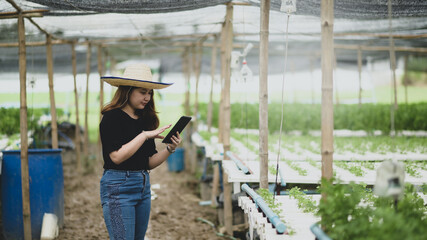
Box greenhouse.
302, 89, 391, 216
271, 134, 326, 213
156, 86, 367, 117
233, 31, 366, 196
0, 0, 427, 239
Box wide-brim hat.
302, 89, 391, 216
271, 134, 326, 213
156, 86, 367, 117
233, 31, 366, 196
101, 63, 173, 89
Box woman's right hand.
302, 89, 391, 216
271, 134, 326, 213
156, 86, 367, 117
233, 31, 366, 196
142, 124, 172, 139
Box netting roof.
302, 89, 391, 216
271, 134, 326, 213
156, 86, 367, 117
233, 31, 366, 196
0, 0, 426, 74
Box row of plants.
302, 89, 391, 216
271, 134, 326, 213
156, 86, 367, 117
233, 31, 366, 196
198, 102, 427, 134
0, 107, 65, 136
317, 179, 427, 240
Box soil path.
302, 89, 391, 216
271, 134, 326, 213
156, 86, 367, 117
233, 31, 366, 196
57, 147, 224, 240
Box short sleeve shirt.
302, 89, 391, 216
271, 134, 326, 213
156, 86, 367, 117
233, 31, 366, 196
100, 108, 157, 170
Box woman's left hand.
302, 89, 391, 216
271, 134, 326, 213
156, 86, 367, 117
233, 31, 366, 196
168, 131, 182, 151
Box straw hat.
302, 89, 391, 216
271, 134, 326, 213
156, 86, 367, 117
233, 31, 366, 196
101, 63, 172, 89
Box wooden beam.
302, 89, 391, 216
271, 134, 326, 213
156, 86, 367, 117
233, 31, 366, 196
335, 44, 427, 53
388, 0, 398, 110
71, 43, 82, 172
97, 45, 104, 163
17, 12, 32, 240
0, 11, 44, 19
0, 39, 68, 47
6, 0, 22, 11
320, 0, 334, 183
223, 3, 234, 235
84, 43, 91, 158
207, 35, 218, 132
91, 33, 217, 44
357, 46, 362, 106
259, 0, 270, 189
334, 32, 427, 39
46, 34, 59, 149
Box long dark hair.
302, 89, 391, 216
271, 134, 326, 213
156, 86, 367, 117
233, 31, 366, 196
101, 86, 159, 130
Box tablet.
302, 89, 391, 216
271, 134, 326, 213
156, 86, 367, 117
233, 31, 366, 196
162, 116, 192, 144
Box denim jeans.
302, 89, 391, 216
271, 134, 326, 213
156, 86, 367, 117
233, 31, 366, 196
100, 169, 151, 240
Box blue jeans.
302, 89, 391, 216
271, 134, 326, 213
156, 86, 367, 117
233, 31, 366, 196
100, 169, 151, 240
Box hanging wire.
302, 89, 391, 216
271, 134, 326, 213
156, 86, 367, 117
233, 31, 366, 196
273, 13, 291, 202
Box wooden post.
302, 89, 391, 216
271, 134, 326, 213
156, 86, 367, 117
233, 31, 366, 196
207, 35, 218, 132
403, 55, 409, 104
181, 48, 192, 170
320, 0, 334, 182
46, 34, 58, 149
71, 43, 82, 172
223, 2, 234, 236
97, 45, 104, 163
17, 13, 32, 240
310, 56, 315, 105
84, 43, 91, 157
259, 0, 270, 189
388, 0, 398, 110
194, 41, 203, 130
218, 20, 227, 143
333, 50, 339, 105
358, 46, 362, 106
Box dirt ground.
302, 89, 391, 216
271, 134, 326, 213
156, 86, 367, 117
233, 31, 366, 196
57, 145, 227, 240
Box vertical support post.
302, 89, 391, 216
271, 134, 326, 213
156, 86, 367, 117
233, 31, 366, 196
71, 43, 82, 172
310, 56, 315, 105
97, 45, 104, 163
320, 0, 334, 183
46, 34, 58, 149
403, 55, 409, 104
182, 48, 192, 170
84, 42, 91, 157
259, 0, 270, 189
223, 2, 234, 236
358, 46, 363, 107
333, 50, 339, 105
218, 20, 227, 143
207, 35, 218, 132
388, 0, 398, 110
18, 13, 32, 240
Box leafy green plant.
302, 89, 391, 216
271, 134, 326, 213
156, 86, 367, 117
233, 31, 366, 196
335, 161, 365, 177
317, 179, 427, 240
284, 159, 308, 176
288, 187, 317, 213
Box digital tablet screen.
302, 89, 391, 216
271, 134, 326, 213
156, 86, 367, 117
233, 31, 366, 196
162, 116, 192, 144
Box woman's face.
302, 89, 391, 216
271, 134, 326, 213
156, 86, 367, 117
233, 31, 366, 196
128, 87, 152, 110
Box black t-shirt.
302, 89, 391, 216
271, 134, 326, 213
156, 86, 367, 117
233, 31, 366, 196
100, 108, 157, 170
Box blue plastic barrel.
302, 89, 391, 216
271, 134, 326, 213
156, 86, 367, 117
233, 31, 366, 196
167, 148, 185, 172
1, 149, 64, 240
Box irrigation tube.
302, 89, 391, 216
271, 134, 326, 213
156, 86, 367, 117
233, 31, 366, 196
310, 223, 332, 240
278, 167, 287, 187
226, 151, 250, 174
241, 184, 287, 234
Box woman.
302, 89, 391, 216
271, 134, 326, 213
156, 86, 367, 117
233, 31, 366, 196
99, 63, 180, 239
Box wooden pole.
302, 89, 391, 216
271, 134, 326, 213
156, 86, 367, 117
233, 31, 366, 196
181, 48, 192, 171
259, 0, 270, 189
358, 46, 363, 106
46, 34, 58, 149
218, 20, 227, 143
97, 45, 104, 163
403, 55, 409, 104
207, 35, 218, 132
84, 43, 91, 157
223, 2, 234, 235
17, 13, 32, 240
320, 0, 334, 183
71, 43, 82, 172
194, 41, 203, 131
333, 50, 339, 105
388, 0, 398, 110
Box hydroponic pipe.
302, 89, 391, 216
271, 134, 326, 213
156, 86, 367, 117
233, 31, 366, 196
310, 223, 332, 240
226, 151, 250, 174
278, 167, 286, 187
241, 183, 287, 234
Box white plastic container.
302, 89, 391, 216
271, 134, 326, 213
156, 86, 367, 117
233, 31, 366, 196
40, 213, 59, 240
